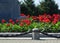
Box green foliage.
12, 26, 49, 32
0, 22, 60, 32
51, 22, 60, 32
39, 0, 58, 15
20, 0, 39, 16
11, 24, 21, 32
20, 0, 59, 15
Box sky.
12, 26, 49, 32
18, 0, 60, 9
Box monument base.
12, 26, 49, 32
0, 0, 20, 21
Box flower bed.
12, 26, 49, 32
0, 13, 60, 33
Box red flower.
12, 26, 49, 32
20, 22, 24, 26
26, 15, 30, 18
6, 23, 10, 26
43, 18, 50, 23
52, 21, 57, 24
23, 20, 31, 23
52, 18, 58, 24
38, 15, 43, 22
22, 19, 31, 25
43, 13, 47, 18
53, 14, 58, 17
20, 13, 25, 16
53, 18, 58, 22
1, 19, 6, 23
16, 19, 19, 23
9, 19, 13, 23
11, 22, 15, 25
47, 15, 52, 19
32, 16, 37, 20
26, 21, 31, 25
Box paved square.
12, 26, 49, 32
0, 39, 60, 43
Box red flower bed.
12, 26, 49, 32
0, 13, 60, 32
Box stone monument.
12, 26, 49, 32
0, 0, 20, 21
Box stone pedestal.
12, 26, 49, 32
32, 28, 40, 40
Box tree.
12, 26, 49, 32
39, 0, 59, 15
20, 0, 39, 16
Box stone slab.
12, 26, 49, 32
0, 39, 59, 43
